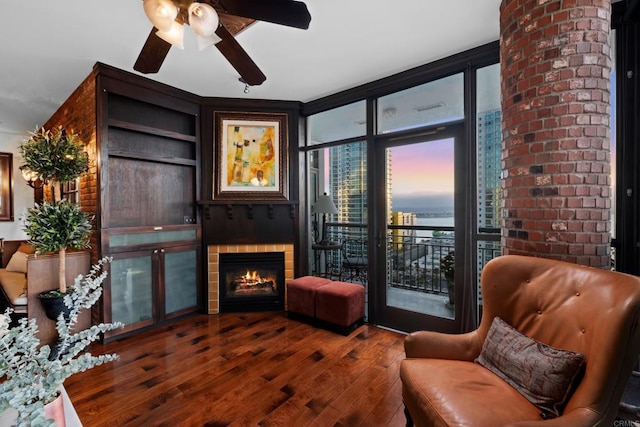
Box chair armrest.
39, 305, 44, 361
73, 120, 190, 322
506, 407, 601, 427
404, 330, 483, 361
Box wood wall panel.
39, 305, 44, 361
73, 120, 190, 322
108, 158, 195, 228
107, 128, 195, 160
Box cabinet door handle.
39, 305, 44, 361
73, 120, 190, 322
160, 249, 165, 253
153, 249, 159, 254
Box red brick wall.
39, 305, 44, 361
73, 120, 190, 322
500, 0, 612, 267
43, 70, 99, 263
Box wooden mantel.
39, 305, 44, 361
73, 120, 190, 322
198, 200, 298, 245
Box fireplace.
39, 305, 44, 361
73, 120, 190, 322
219, 252, 285, 312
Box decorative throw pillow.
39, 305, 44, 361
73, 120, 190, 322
5, 251, 28, 273
475, 317, 585, 418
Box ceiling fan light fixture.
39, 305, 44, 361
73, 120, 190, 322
156, 21, 185, 49
188, 2, 221, 50
143, 0, 178, 32
194, 33, 223, 51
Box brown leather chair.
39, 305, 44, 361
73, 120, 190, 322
401, 255, 640, 426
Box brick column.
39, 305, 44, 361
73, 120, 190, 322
500, 0, 612, 267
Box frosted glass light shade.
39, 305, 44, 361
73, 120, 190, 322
188, 2, 221, 50
156, 21, 185, 49
143, 0, 178, 32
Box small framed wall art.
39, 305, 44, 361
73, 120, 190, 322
0, 152, 13, 221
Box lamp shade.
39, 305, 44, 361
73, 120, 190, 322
188, 2, 222, 50
312, 194, 338, 214
156, 20, 185, 49
143, 0, 178, 32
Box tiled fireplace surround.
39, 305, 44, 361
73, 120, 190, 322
207, 243, 294, 314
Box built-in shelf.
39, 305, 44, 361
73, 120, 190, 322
108, 150, 197, 167
198, 200, 298, 205
108, 118, 197, 142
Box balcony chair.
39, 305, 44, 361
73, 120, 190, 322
340, 238, 368, 285
401, 254, 640, 426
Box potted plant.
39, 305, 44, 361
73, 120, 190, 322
22, 201, 92, 295
19, 126, 89, 196
440, 250, 455, 306
0, 257, 122, 426
19, 127, 91, 317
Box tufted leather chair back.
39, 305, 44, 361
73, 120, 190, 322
478, 255, 640, 424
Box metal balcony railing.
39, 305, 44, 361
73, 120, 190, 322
314, 222, 618, 316
313, 222, 504, 298
314, 223, 441, 295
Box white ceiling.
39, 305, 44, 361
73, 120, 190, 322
0, 0, 502, 136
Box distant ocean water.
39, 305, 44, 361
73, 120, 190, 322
415, 217, 454, 227
395, 206, 453, 216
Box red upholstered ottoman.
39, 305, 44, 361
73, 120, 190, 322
315, 281, 365, 332
287, 276, 332, 318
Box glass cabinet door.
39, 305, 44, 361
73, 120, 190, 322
104, 243, 200, 340
109, 252, 154, 326
163, 245, 199, 316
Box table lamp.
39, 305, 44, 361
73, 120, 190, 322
312, 193, 338, 245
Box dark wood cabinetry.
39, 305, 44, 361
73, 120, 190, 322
98, 72, 202, 340
43, 63, 305, 330
102, 237, 200, 340
44, 63, 203, 341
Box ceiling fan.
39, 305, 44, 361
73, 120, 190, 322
134, 0, 311, 86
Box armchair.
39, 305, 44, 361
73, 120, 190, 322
401, 255, 640, 426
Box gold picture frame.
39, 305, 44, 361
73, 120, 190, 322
0, 152, 13, 221
214, 111, 288, 200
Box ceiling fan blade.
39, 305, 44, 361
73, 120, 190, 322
215, 25, 266, 86
133, 28, 172, 74
213, 0, 311, 30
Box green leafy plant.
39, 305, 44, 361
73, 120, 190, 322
0, 257, 122, 426
22, 200, 93, 294
19, 125, 92, 295
19, 127, 89, 186
440, 251, 455, 281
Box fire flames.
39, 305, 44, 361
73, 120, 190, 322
244, 270, 261, 284
228, 269, 276, 296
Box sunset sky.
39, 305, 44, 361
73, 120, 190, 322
390, 138, 455, 209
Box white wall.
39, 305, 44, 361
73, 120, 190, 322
0, 131, 33, 241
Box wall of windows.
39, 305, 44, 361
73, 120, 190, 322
301, 41, 500, 329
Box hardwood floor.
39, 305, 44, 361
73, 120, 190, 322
65, 312, 408, 427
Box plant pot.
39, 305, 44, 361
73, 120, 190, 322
446, 278, 455, 306
37, 291, 71, 321
44, 392, 66, 427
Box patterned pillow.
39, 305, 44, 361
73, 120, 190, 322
475, 317, 585, 418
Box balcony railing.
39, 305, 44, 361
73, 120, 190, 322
315, 222, 616, 323
387, 232, 454, 295
314, 222, 504, 298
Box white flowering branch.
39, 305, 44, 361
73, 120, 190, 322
0, 256, 122, 426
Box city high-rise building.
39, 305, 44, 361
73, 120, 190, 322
477, 108, 502, 230
329, 142, 368, 230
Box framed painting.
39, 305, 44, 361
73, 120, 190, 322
0, 152, 13, 221
214, 111, 288, 200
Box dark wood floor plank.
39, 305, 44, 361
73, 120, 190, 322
65, 312, 408, 426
